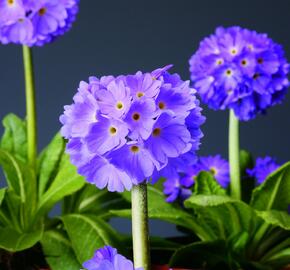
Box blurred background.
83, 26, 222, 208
0, 0, 289, 236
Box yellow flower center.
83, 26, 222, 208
109, 126, 117, 135
210, 167, 217, 175
137, 92, 144, 98
7, 0, 14, 5
241, 59, 247, 66
226, 69, 232, 76
38, 8, 47, 16
231, 48, 237, 55
130, 145, 140, 153
152, 128, 161, 137
132, 113, 140, 121
116, 102, 124, 110
216, 59, 223, 65
158, 102, 165, 110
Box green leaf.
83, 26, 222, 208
36, 154, 85, 218
194, 171, 226, 195
240, 150, 255, 203
117, 186, 212, 241
0, 149, 26, 200
250, 162, 290, 211
0, 151, 37, 228
38, 133, 65, 197
169, 240, 229, 269
0, 114, 27, 162
0, 226, 43, 252
41, 230, 81, 270
240, 150, 253, 176
185, 195, 259, 240
0, 188, 6, 206
256, 210, 290, 230
63, 184, 129, 216
62, 214, 120, 263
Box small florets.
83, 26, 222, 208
189, 26, 289, 121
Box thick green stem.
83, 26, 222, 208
131, 183, 150, 270
22, 46, 37, 169
229, 110, 241, 200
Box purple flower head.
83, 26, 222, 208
0, 0, 79, 46
83, 245, 140, 270
160, 154, 229, 203
189, 26, 289, 121
247, 156, 281, 185
60, 66, 205, 192
196, 155, 230, 188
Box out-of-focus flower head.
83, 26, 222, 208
189, 26, 289, 121
83, 245, 142, 270
60, 66, 205, 192
161, 154, 229, 203
247, 156, 281, 185
0, 0, 79, 46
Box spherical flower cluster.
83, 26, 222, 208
189, 26, 289, 121
247, 156, 281, 185
83, 246, 141, 270
0, 0, 79, 46
162, 155, 229, 203
60, 66, 205, 192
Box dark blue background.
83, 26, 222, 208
0, 0, 289, 236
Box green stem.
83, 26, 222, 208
229, 110, 241, 200
131, 183, 150, 270
22, 46, 37, 170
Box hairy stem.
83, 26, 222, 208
131, 183, 150, 270
229, 110, 241, 200
22, 46, 37, 169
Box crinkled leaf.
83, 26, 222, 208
0, 114, 27, 162
256, 210, 290, 230
62, 214, 120, 263
251, 162, 290, 211
194, 171, 226, 195
185, 195, 259, 240
0, 226, 43, 252
41, 229, 81, 270
38, 133, 65, 197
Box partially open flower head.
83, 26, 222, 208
83, 245, 142, 270
60, 66, 205, 192
161, 154, 229, 203
247, 156, 281, 185
189, 26, 289, 121
0, 0, 79, 46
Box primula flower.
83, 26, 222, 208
162, 155, 229, 203
83, 245, 141, 270
247, 156, 280, 185
0, 0, 79, 46
60, 66, 205, 192
189, 26, 289, 121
